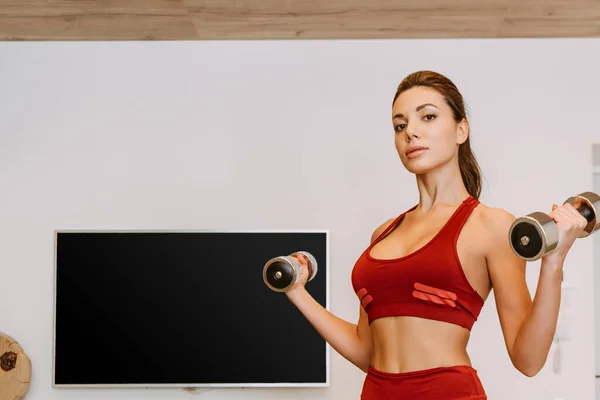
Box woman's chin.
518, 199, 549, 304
402, 161, 434, 175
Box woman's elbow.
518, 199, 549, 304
355, 343, 372, 374
358, 357, 372, 374
512, 357, 543, 378
519, 366, 541, 378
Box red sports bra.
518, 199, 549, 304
351, 196, 485, 331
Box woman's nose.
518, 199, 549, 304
405, 125, 419, 140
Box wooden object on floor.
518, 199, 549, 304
0, 332, 31, 400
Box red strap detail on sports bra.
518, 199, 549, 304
414, 282, 458, 301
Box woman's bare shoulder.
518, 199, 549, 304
472, 201, 519, 240
370, 217, 398, 243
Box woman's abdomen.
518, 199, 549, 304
370, 316, 472, 373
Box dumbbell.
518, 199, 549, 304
509, 191, 600, 261
263, 251, 318, 292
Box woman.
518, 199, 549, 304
285, 70, 588, 399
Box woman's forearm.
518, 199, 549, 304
511, 255, 563, 376
287, 287, 372, 372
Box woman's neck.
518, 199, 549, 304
413, 164, 470, 213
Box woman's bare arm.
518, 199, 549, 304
284, 218, 394, 372
286, 289, 372, 372
483, 203, 586, 377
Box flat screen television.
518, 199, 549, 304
53, 230, 329, 388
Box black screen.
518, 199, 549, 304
54, 231, 328, 387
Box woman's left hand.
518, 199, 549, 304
542, 200, 589, 263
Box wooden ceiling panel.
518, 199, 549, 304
499, 0, 600, 37
189, 14, 506, 40
0, 15, 197, 40
499, 17, 600, 38
0, 0, 190, 17
0, 0, 599, 40
182, 0, 510, 15
0, 0, 196, 40
186, 0, 508, 39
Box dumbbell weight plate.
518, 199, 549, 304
263, 251, 319, 292
563, 191, 600, 238
263, 256, 299, 292
509, 211, 559, 261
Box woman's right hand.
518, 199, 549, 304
285, 252, 311, 300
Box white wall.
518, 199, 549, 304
0, 38, 598, 400
594, 172, 600, 399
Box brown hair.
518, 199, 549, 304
392, 70, 482, 200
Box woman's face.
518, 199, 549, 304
392, 86, 468, 175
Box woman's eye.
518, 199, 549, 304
395, 115, 435, 132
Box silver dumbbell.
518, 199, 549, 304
263, 251, 318, 292
509, 191, 600, 261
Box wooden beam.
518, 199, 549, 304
185, 0, 508, 39
0, 0, 196, 40
0, 0, 599, 41
499, 1, 600, 37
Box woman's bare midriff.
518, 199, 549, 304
369, 316, 472, 373
366, 202, 493, 373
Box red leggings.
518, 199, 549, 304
361, 365, 487, 400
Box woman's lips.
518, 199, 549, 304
406, 147, 428, 158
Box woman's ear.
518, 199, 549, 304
456, 118, 469, 145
